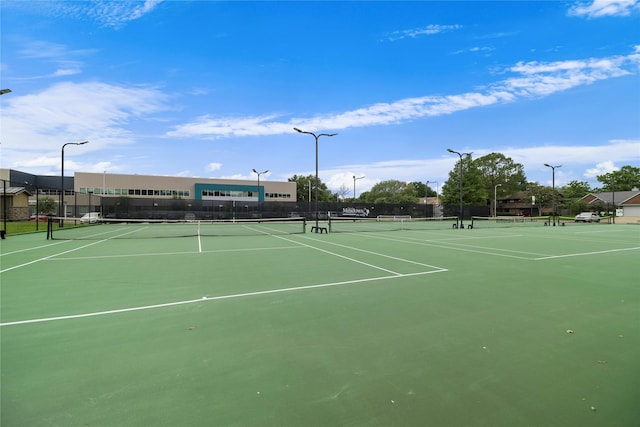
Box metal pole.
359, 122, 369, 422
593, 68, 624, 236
494, 183, 502, 218
447, 149, 472, 229
315, 136, 319, 229
544, 164, 561, 226
458, 160, 463, 228
2, 179, 6, 235
353, 175, 364, 200
294, 128, 337, 232
60, 141, 89, 226
36, 184, 39, 231
252, 169, 268, 218
612, 178, 616, 224
0, 90, 11, 236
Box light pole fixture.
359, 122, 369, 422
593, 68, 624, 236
426, 180, 439, 218
494, 183, 502, 218
60, 141, 88, 224
544, 163, 561, 226
447, 148, 472, 229
0, 89, 11, 236
294, 127, 337, 232
2, 179, 6, 237
611, 177, 616, 224
252, 168, 269, 217
353, 175, 365, 200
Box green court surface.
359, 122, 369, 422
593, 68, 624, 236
1, 222, 639, 426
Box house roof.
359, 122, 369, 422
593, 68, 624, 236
0, 186, 33, 196
582, 191, 640, 206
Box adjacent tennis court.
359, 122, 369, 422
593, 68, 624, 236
1, 220, 638, 426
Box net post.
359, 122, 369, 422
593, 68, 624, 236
46, 217, 52, 240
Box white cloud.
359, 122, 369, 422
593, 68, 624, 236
166, 48, 639, 139
207, 163, 223, 172
0, 81, 170, 172
568, 0, 640, 18
14, 41, 94, 80
52, 68, 82, 77
385, 24, 463, 41
314, 139, 640, 193
584, 161, 620, 178
4, 0, 164, 29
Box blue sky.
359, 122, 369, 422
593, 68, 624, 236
1, 0, 639, 196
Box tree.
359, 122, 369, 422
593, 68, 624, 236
288, 174, 332, 202
529, 184, 554, 216
441, 155, 487, 206
38, 196, 57, 214
473, 153, 527, 214
597, 166, 640, 191
363, 180, 418, 204
408, 181, 436, 199
561, 180, 591, 200
560, 180, 591, 213
336, 184, 350, 201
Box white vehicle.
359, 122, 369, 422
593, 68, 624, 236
80, 212, 103, 224
574, 212, 600, 223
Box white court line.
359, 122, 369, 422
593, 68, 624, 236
534, 246, 640, 260
44, 245, 302, 261
0, 239, 112, 273
0, 227, 148, 273
297, 233, 446, 270
0, 270, 445, 327
271, 233, 403, 275
352, 232, 540, 260
0, 239, 72, 257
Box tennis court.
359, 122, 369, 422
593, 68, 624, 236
1, 219, 639, 426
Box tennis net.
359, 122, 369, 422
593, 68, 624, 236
470, 216, 555, 228
47, 216, 307, 240
328, 216, 459, 233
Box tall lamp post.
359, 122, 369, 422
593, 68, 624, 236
2, 179, 6, 237
494, 183, 502, 218
1, 89, 11, 236
252, 168, 269, 218
426, 180, 438, 218
294, 128, 337, 232
353, 175, 365, 200
544, 163, 561, 226
60, 141, 89, 224
447, 148, 472, 229
611, 177, 616, 224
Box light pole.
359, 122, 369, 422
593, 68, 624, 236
447, 148, 472, 229
494, 183, 502, 218
353, 175, 365, 200
60, 141, 88, 225
294, 128, 337, 232
1, 89, 11, 236
2, 179, 6, 237
252, 168, 269, 218
544, 163, 561, 226
611, 177, 616, 224
527, 183, 536, 218
426, 180, 438, 218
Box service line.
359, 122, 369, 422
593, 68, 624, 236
0, 270, 445, 327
